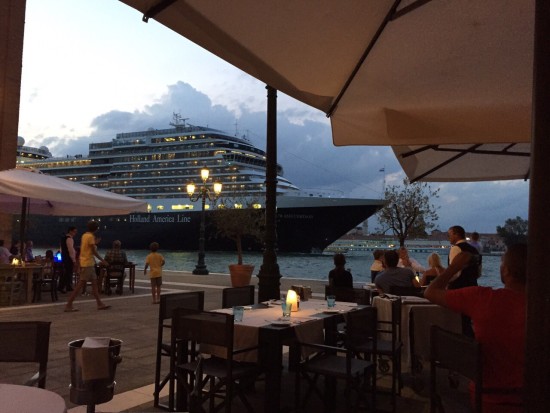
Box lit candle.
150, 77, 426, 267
12, 258, 20, 266
286, 289, 298, 312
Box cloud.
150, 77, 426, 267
27, 81, 528, 234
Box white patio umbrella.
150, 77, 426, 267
0, 168, 148, 243
118, 1, 548, 404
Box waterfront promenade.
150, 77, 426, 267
0, 270, 466, 412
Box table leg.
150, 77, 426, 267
259, 327, 284, 413
130, 266, 135, 293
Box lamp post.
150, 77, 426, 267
186, 165, 222, 275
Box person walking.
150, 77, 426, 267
64, 221, 110, 312
144, 242, 165, 304
59, 226, 77, 293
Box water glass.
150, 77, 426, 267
326, 295, 336, 308
281, 302, 292, 319
233, 306, 244, 322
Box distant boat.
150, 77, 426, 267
15, 116, 384, 252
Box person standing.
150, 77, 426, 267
469, 231, 483, 253
447, 225, 481, 337
23, 240, 34, 262
425, 244, 526, 412
144, 242, 165, 304
64, 221, 110, 312
328, 253, 353, 288
59, 226, 77, 293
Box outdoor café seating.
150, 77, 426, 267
0, 269, 23, 306
222, 285, 255, 308
0, 321, 51, 388
154, 291, 205, 410
171, 308, 260, 413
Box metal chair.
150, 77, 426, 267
295, 307, 378, 412
0, 321, 51, 388
221, 285, 255, 308
154, 291, 205, 410
172, 308, 260, 413
430, 325, 482, 413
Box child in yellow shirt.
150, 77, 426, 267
144, 242, 165, 304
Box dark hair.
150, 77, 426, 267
150, 242, 159, 252
87, 220, 99, 232
373, 249, 384, 260
503, 243, 527, 284
67, 226, 77, 232
45, 249, 54, 259
449, 225, 466, 239
471, 231, 480, 241
333, 253, 346, 267
384, 250, 399, 267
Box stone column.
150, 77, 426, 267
0, 0, 26, 244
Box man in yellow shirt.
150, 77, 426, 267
64, 221, 111, 312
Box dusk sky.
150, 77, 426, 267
17, 0, 529, 234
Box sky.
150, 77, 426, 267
17, 0, 529, 234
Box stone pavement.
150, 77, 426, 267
0, 269, 468, 412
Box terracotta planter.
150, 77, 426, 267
228, 264, 254, 287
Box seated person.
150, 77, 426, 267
398, 247, 425, 273
370, 249, 384, 283
328, 253, 353, 289
375, 249, 420, 295
425, 244, 527, 412
420, 252, 445, 286
103, 240, 128, 295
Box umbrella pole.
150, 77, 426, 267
19, 196, 27, 255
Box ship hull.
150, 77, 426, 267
19, 201, 382, 253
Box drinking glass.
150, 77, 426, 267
233, 306, 245, 322
281, 302, 292, 319
326, 295, 336, 308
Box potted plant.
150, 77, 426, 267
210, 204, 264, 286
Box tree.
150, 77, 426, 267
209, 205, 264, 265
377, 178, 440, 247
496, 216, 528, 246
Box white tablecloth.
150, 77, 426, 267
0, 384, 66, 413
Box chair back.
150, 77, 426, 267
222, 285, 255, 308
389, 286, 423, 297
106, 262, 126, 277
346, 306, 378, 352
160, 291, 205, 323
172, 309, 234, 358
325, 285, 370, 305
430, 325, 482, 412
0, 321, 51, 388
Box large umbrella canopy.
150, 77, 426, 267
0, 168, 147, 216
119, 0, 533, 147
393, 143, 531, 182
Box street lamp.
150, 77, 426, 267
186, 165, 222, 274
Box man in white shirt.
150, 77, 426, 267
0, 240, 11, 264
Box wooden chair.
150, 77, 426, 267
172, 308, 260, 413
221, 286, 255, 308
0, 272, 23, 307
295, 307, 378, 412
366, 296, 403, 412
154, 291, 205, 410
104, 262, 126, 295
0, 321, 51, 388
430, 325, 482, 413
389, 285, 423, 297
325, 285, 370, 305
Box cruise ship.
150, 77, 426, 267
15, 116, 385, 252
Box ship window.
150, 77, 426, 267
172, 204, 193, 210
252, 203, 262, 209
157, 205, 165, 211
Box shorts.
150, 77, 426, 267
150, 277, 162, 287
80, 266, 97, 282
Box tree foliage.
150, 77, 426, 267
377, 178, 440, 246
496, 216, 528, 246
209, 205, 264, 265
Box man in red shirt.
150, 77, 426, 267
425, 244, 526, 412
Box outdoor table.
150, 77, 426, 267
0, 383, 66, 413
14, 264, 44, 304
197, 298, 363, 413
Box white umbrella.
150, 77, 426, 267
393, 143, 531, 182
0, 168, 148, 245
0, 168, 147, 216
